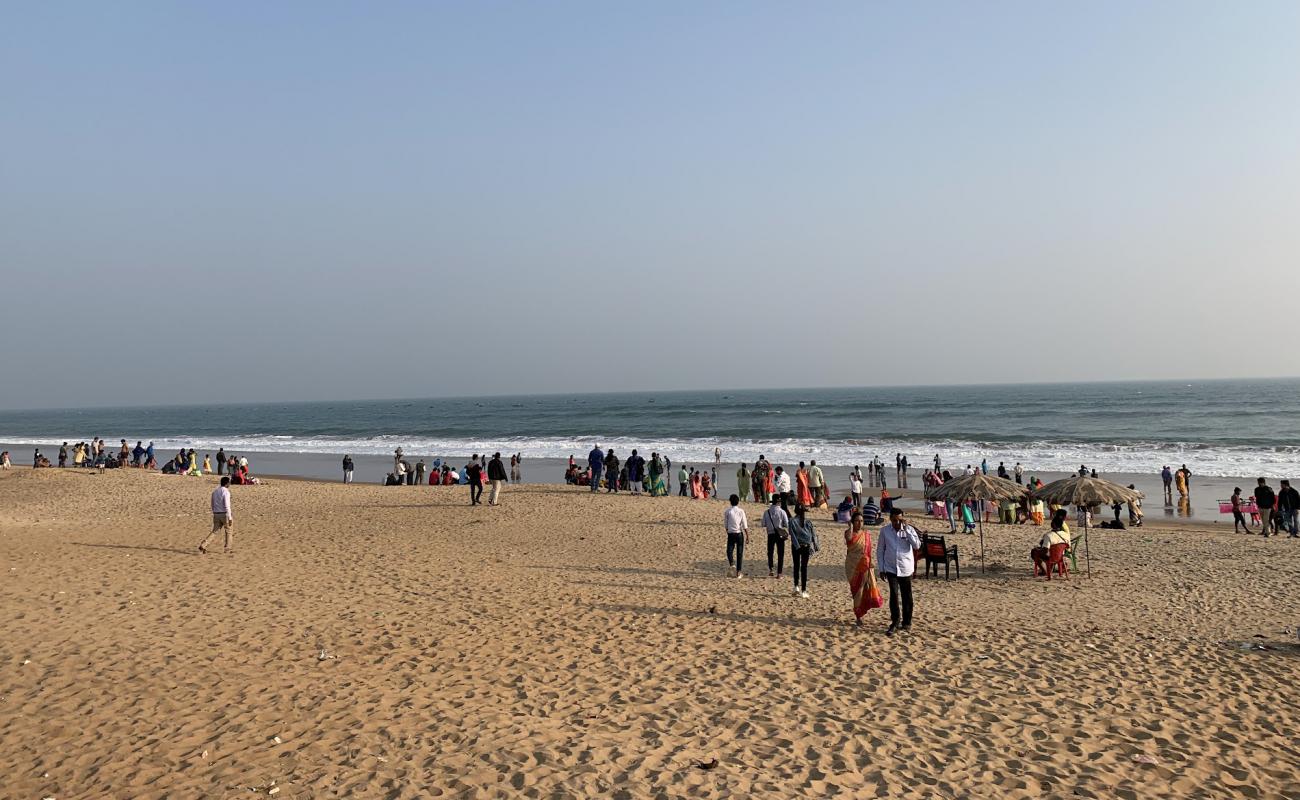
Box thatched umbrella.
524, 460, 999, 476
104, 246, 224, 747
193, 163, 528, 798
1031, 476, 1142, 577
925, 473, 1026, 572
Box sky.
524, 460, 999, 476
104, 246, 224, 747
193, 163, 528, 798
3, 1, 1300, 409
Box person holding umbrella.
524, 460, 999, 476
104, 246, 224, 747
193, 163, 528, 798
876, 507, 922, 636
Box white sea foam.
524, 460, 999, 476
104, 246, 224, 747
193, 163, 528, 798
4, 433, 1298, 478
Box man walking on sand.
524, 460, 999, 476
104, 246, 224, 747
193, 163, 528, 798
588, 444, 604, 492
466, 456, 485, 505
877, 507, 922, 636
199, 476, 234, 554
487, 452, 507, 505
724, 493, 750, 578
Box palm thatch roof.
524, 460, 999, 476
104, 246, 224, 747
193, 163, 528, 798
1031, 476, 1143, 507
925, 472, 1027, 503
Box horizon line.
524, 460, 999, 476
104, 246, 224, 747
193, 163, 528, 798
1, 375, 1296, 416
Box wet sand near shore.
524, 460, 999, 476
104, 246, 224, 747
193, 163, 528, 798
2, 467, 1299, 798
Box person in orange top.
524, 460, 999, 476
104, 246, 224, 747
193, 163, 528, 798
795, 462, 813, 507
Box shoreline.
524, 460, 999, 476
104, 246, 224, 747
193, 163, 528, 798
1, 442, 1251, 526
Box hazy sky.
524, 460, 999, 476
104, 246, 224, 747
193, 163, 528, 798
4, 1, 1300, 409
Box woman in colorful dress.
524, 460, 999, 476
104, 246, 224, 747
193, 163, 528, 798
795, 462, 813, 507
843, 511, 878, 624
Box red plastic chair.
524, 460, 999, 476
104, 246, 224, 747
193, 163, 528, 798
1043, 542, 1069, 580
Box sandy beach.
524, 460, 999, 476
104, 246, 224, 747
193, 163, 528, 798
2, 466, 1299, 799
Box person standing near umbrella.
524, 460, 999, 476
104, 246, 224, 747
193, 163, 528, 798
876, 507, 922, 636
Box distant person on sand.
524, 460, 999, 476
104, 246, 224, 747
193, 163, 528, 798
1178, 464, 1191, 496
808, 460, 826, 508
844, 511, 879, 624
1175, 466, 1188, 498
715, 447, 721, 465
795, 462, 812, 507
415, 459, 426, 485
58, 442, 68, 467
934, 454, 941, 472
761, 496, 789, 580
1230, 487, 1249, 533
215, 447, 225, 475
678, 464, 689, 496
877, 507, 922, 636
724, 494, 750, 579
626, 450, 645, 496
849, 469, 862, 509
774, 466, 792, 514
1161, 466, 1173, 501
487, 452, 507, 505
466, 456, 484, 505
789, 504, 819, 598
1277, 479, 1300, 537
736, 463, 750, 502
1014, 462, 1023, 484
1254, 478, 1276, 536
604, 449, 620, 494
342, 455, 354, 483
710, 466, 718, 498
199, 476, 234, 554
0, 451, 9, 469
588, 444, 604, 493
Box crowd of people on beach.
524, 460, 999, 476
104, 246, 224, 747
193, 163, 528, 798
20, 439, 262, 483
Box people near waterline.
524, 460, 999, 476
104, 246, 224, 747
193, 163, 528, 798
1014, 462, 1023, 484
723, 493, 750, 579
714, 447, 722, 465
1230, 487, 1249, 532
466, 456, 484, 505
487, 452, 507, 505
1175, 466, 1188, 497
202, 454, 212, 473
58, 442, 68, 467
624, 450, 644, 494
795, 462, 812, 507
1278, 479, 1300, 538
710, 466, 718, 498
199, 475, 234, 554
648, 452, 666, 496
1161, 465, 1173, 501
877, 507, 922, 635
215, 447, 225, 474
678, 464, 689, 496
603, 449, 620, 494
774, 466, 792, 513
761, 496, 789, 580
849, 469, 862, 509
700, 469, 714, 500
996, 462, 1008, 479
1179, 464, 1192, 495
588, 444, 605, 493
789, 504, 819, 598
415, 459, 427, 485
980, 458, 988, 475
1126, 484, 1143, 527
343, 455, 354, 483
809, 460, 827, 508
1254, 478, 1276, 537
844, 511, 879, 624
736, 463, 751, 502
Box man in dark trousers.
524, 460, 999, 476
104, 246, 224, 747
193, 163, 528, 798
1277, 479, 1300, 538
466, 456, 485, 505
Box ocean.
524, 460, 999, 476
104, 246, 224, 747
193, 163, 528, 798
2, 378, 1298, 478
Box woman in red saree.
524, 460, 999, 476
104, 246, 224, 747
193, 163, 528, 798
690, 471, 703, 499
844, 512, 880, 623
796, 463, 813, 507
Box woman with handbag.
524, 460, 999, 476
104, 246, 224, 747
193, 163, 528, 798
789, 504, 819, 598
844, 511, 882, 624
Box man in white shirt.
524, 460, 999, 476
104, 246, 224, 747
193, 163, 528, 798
808, 460, 826, 508
723, 494, 750, 578
774, 466, 793, 514
199, 476, 234, 554
876, 507, 922, 635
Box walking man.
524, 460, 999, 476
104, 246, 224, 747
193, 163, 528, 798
626, 449, 645, 496
466, 456, 485, 505
808, 460, 826, 508
199, 476, 234, 554
1161, 466, 1173, 502
487, 452, 507, 505
761, 496, 790, 579
774, 466, 792, 514
724, 494, 750, 579
678, 464, 689, 496
877, 507, 922, 636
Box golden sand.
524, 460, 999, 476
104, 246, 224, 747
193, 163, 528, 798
1, 468, 1298, 798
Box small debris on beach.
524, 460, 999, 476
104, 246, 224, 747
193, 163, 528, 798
696, 758, 719, 770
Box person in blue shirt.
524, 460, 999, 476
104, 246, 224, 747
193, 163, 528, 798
587, 444, 604, 492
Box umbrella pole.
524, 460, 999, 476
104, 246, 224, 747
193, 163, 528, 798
978, 512, 986, 573
1085, 514, 1091, 578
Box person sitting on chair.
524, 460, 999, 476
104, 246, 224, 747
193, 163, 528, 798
1032, 509, 1071, 577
